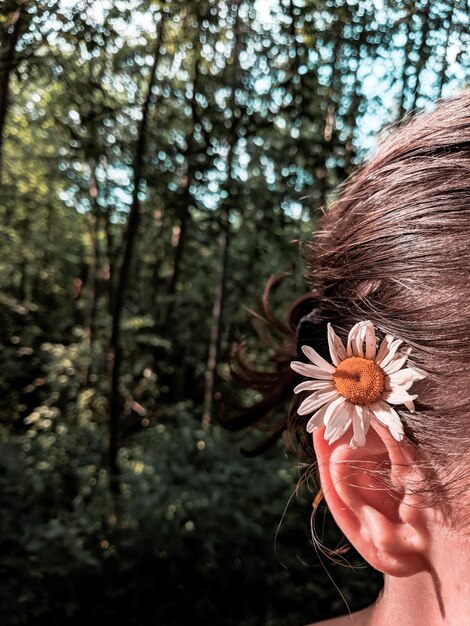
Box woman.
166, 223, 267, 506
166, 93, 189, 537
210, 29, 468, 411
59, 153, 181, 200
229, 90, 470, 625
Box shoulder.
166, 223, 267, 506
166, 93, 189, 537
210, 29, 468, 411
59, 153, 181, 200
305, 604, 375, 626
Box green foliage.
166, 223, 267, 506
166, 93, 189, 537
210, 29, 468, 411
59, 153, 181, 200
0, 410, 382, 626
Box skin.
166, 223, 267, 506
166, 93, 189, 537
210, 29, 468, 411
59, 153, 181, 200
309, 605, 374, 625
305, 422, 470, 626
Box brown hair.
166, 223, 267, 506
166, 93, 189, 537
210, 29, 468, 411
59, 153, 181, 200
224, 90, 470, 526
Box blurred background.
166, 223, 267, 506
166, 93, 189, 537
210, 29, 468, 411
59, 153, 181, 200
0, 0, 469, 624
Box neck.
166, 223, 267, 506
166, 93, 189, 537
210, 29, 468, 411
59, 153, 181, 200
368, 529, 470, 626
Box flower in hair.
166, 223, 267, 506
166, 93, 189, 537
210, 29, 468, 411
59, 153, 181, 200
290, 320, 426, 448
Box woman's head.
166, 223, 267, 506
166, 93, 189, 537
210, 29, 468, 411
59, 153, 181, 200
228, 89, 470, 537
298, 89, 470, 526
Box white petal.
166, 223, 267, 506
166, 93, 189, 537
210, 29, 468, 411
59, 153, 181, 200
350, 404, 368, 448
294, 380, 336, 394
325, 400, 352, 442
327, 417, 352, 445
381, 389, 418, 405
375, 334, 395, 365
290, 361, 334, 380
377, 338, 404, 368
354, 324, 366, 357
409, 366, 427, 381
306, 402, 330, 433
297, 390, 339, 415
325, 402, 355, 446
301, 345, 336, 373
347, 322, 366, 357
387, 368, 415, 389
323, 395, 347, 426
324, 410, 345, 440
363, 322, 377, 360
388, 380, 414, 392
327, 323, 347, 366
363, 405, 373, 434
383, 353, 410, 375
404, 400, 415, 413
369, 399, 404, 440
391, 429, 404, 442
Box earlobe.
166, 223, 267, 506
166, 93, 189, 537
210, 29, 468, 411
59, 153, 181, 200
313, 421, 430, 577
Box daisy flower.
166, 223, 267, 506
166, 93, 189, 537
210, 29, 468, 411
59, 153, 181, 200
290, 320, 426, 448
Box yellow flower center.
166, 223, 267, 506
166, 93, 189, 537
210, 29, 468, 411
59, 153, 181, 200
333, 356, 385, 405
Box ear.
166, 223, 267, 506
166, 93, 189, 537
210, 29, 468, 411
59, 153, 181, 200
313, 421, 431, 577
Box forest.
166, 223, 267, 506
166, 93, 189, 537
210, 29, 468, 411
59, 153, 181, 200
0, 0, 469, 624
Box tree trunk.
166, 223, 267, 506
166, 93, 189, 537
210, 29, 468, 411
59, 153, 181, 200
316, 30, 342, 212
201, 207, 231, 430
398, 15, 415, 118
201, 0, 241, 429
323, 37, 341, 144
83, 160, 101, 387
107, 13, 166, 487
409, 0, 432, 112
0, 4, 23, 190
287, 0, 300, 82
165, 54, 201, 323
343, 13, 368, 174
436, 0, 456, 97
